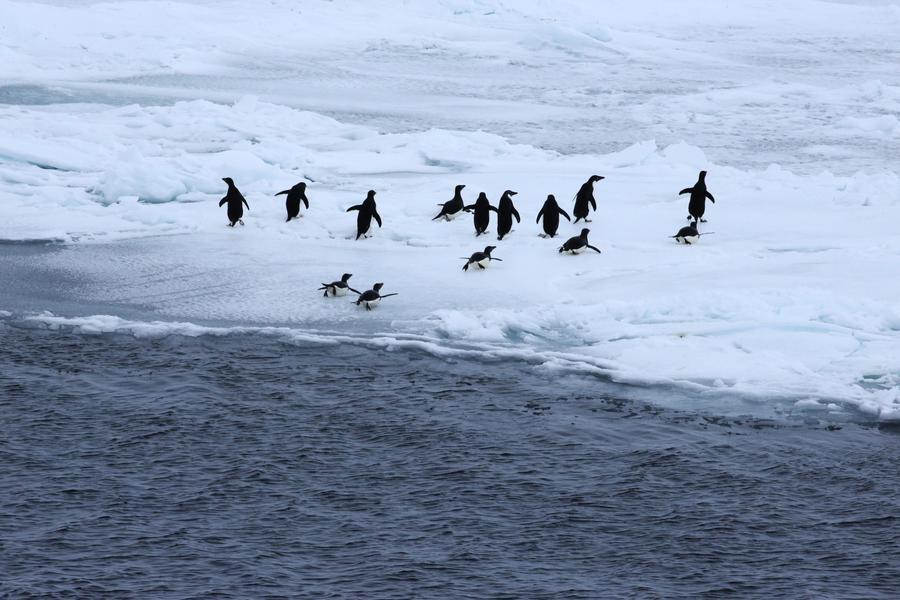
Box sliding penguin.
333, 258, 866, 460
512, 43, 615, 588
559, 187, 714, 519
346, 190, 382, 240
496, 190, 521, 240
462, 245, 502, 271
219, 177, 249, 227
318, 273, 360, 297
276, 182, 309, 222
559, 228, 602, 255
464, 192, 498, 236
679, 170, 715, 222
432, 184, 467, 221
671, 221, 714, 245
573, 175, 604, 223
535, 194, 570, 238
355, 283, 398, 311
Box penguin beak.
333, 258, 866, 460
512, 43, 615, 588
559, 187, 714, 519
510, 191, 518, 196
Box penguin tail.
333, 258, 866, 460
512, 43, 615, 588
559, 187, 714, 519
462, 263, 469, 271
431, 212, 444, 221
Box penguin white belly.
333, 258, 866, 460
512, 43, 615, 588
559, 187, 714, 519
363, 297, 381, 308
333, 286, 348, 297
568, 246, 585, 254
445, 211, 460, 221
677, 235, 699, 244
476, 258, 491, 269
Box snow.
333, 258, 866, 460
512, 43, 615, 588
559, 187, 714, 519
2, 0, 900, 420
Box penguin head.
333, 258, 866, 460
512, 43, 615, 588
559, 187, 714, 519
503, 190, 517, 197
296, 182, 307, 190
373, 282, 384, 291
546, 194, 556, 203
690, 220, 698, 228
590, 175, 604, 182
455, 184, 466, 192
477, 192, 488, 201
222, 177, 234, 186
580, 228, 591, 238
341, 273, 353, 282
484, 245, 497, 254
699, 170, 707, 179
366, 190, 376, 199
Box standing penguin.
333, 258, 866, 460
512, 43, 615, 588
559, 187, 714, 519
495, 190, 521, 241
462, 245, 503, 271
346, 190, 382, 240
573, 175, 604, 223
679, 170, 715, 222
318, 273, 361, 297
276, 182, 309, 222
355, 283, 398, 310
559, 228, 602, 254
219, 177, 250, 227
535, 194, 571, 238
464, 192, 498, 236
432, 184, 468, 221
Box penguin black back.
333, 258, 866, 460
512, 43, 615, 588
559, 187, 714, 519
536, 194, 570, 238
679, 170, 715, 222
464, 192, 498, 236
559, 227, 602, 254
432, 184, 467, 221
346, 190, 382, 240
218, 177, 250, 227
276, 181, 309, 222
572, 175, 604, 223
496, 190, 520, 240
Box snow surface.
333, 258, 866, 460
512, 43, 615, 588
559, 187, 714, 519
2, 0, 900, 420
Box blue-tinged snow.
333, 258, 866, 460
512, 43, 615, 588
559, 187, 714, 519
1, 0, 899, 419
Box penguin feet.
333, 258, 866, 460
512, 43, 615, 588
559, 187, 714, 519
538, 233, 548, 238
239, 219, 245, 226
700, 219, 708, 223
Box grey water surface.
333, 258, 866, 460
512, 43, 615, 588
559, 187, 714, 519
2, 322, 899, 599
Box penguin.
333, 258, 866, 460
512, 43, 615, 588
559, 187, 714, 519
679, 170, 715, 223
218, 177, 249, 227
495, 190, 521, 241
355, 283, 398, 311
464, 192, 498, 236
462, 245, 503, 271
573, 175, 604, 223
318, 273, 361, 297
276, 182, 309, 222
559, 228, 602, 255
671, 221, 714, 245
535, 194, 571, 238
346, 190, 382, 240
432, 184, 468, 221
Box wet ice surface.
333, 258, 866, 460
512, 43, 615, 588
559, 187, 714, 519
2, 324, 899, 598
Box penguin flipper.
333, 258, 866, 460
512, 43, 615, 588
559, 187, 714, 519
464, 204, 476, 211
587, 244, 602, 254
218, 197, 227, 207
380, 293, 399, 299
489, 205, 499, 213
512, 208, 521, 223
491, 257, 503, 262
589, 198, 597, 211
302, 196, 309, 209
347, 287, 362, 294
243, 199, 250, 210
432, 211, 446, 221
346, 204, 362, 212
535, 207, 544, 223
559, 208, 571, 221
679, 187, 693, 195
706, 191, 715, 203
373, 211, 382, 227
462, 263, 469, 271
275, 190, 290, 196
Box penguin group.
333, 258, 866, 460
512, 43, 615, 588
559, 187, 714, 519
217, 170, 718, 309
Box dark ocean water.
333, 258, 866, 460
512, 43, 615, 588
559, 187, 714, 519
1, 324, 899, 599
